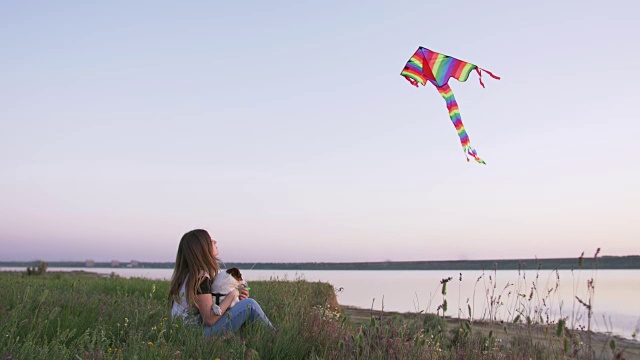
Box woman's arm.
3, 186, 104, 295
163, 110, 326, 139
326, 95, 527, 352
195, 289, 239, 327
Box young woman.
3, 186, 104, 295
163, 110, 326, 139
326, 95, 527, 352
168, 229, 274, 335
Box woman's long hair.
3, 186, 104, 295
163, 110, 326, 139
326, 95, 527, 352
168, 229, 220, 309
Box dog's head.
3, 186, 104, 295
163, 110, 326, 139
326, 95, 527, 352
226, 267, 243, 281
226, 267, 248, 289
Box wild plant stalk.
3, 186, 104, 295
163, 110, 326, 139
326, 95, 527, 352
471, 273, 484, 323
481, 264, 495, 321
437, 277, 452, 318
574, 247, 601, 359
509, 261, 527, 325
572, 251, 585, 331
457, 272, 462, 319
483, 263, 513, 324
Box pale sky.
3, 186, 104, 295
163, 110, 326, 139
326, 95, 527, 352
1, 1, 639, 263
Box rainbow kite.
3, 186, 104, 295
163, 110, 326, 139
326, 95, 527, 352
401, 47, 499, 164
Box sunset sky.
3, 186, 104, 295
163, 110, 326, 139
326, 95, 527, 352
1, 1, 638, 262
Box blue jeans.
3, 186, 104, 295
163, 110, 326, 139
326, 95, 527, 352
204, 298, 274, 336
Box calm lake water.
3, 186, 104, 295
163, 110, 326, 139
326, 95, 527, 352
3, 267, 639, 339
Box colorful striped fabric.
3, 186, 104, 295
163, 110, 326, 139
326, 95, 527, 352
400, 47, 499, 164
436, 84, 484, 164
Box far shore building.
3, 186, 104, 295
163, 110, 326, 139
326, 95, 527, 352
85, 259, 95, 267
128, 260, 140, 268
111, 260, 120, 267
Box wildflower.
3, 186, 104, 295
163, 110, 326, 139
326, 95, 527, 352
152, 326, 157, 331
148, 341, 154, 346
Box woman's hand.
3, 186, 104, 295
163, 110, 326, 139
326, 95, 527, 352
239, 288, 249, 300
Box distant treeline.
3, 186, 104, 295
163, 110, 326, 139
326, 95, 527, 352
2, 255, 639, 270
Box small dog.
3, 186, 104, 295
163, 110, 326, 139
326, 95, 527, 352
211, 267, 249, 315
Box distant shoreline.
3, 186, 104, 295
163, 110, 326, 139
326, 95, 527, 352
2, 255, 639, 270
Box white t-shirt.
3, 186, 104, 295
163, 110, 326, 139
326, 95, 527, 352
171, 272, 211, 323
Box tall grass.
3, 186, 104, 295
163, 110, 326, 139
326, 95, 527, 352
434, 248, 633, 359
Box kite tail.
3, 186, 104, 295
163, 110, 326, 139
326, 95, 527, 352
475, 68, 501, 88
435, 84, 486, 164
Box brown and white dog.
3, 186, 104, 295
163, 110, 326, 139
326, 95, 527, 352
211, 267, 248, 315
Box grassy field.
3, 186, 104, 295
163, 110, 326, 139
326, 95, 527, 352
0, 270, 637, 359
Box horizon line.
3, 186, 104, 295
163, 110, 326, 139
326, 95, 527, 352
2, 254, 639, 264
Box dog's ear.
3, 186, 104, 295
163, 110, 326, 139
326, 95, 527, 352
226, 267, 243, 280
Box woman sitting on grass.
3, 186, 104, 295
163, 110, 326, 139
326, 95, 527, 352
168, 229, 274, 335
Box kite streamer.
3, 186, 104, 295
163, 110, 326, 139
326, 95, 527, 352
400, 47, 499, 163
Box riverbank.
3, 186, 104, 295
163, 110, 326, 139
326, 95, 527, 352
343, 305, 640, 360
